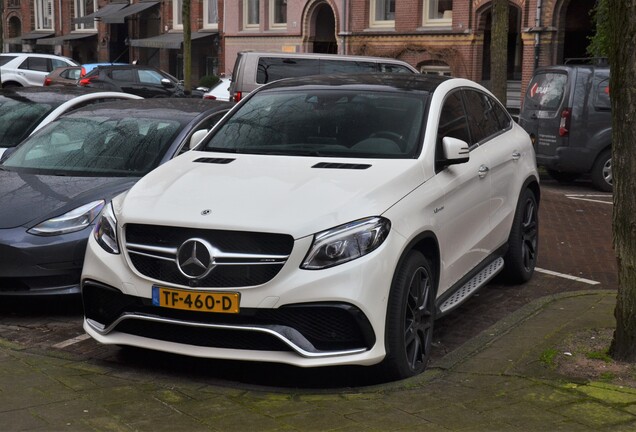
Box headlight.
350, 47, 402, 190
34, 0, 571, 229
28, 200, 105, 236
301, 217, 390, 270
93, 202, 119, 254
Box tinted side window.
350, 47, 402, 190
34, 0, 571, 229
111, 69, 135, 82
256, 57, 320, 84
594, 77, 611, 111
379, 63, 414, 73
20, 57, 50, 72
524, 72, 567, 111
320, 60, 377, 74
492, 99, 512, 129
52, 59, 68, 69
463, 90, 502, 144
138, 69, 164, 84
0, 56, 17, 66
437, 91, 471, 158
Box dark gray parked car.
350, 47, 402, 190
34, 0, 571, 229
0, 98, 232, 296
519, 63, 612, 191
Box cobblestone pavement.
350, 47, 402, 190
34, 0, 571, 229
0, 178, 616, 389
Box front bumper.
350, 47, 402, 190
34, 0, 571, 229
0, 226, 90, 295
81, 228, 405, 367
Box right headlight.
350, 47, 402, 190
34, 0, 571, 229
93, 202, 119, 254
301, 217, 390, 270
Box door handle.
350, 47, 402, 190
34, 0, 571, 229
512, 151, 521, 160
478, 165, 490, 179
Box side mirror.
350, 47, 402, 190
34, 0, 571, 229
189, 129, 209, 150
161, 78, 175, 88
441, 136, 469, 166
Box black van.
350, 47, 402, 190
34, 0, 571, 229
519, 64, 611, 191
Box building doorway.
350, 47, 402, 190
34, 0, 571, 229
561, 0, 595, 62
480, 4, 523, 81
306, 2, 337, 54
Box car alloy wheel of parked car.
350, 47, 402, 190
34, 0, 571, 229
81, 73, 540, 380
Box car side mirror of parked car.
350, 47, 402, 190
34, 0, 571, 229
0, 147, 16, 163
161, 78, 175, 88
441, 136, 470, 166
189, 129, 209, 149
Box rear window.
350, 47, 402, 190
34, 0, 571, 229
0, 55, 17, 66
524, 72, 567, 111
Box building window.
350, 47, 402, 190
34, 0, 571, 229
423, 0, 452, 26
203, 0, 219, 29
244, 0, 260, 29
270, 0, 287, 29
35, 0, 54, 30
173, 0, 183, 29
370, 0, 395, 28
8, 0, 20, 8
75, 0, 97, 31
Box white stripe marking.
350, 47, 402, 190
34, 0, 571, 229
565, 195, 613, 205
53, 333, 91, 349
536, 267, 601, 285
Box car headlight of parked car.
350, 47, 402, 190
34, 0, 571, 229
301, 217, 390, 270
28, 200, 105, 236
93, 201, 119, 254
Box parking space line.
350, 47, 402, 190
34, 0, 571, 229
565, 194, 613, 205
535, 267, 601, 285
52, 333, 91, 349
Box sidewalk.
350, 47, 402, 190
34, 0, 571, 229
2, 290, 635, 431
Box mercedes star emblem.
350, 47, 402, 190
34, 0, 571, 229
176, 238, 215, 279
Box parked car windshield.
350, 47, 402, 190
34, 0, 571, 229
1, 116, 181, 176
0, 98, 53, 148
203, 90, 426, 158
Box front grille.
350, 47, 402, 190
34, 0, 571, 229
124, 224, 294, 288
82, 282, 375, 352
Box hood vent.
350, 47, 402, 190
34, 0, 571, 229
194, 157, 236, 165
312, 162, 371, 170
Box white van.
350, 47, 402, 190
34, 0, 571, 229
228, 51, 419, 102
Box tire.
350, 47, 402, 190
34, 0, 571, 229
546, 169, 579, 184
2, 82, 21, 88
381, 251, 435, 380
591, 150, 612, 192
502, 189, 538, 284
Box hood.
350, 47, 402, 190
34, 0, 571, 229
119, 151, 428, 239
0, 170, 137, 229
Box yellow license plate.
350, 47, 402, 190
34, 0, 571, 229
152, 286, 240, 313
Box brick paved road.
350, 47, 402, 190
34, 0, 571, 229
0, 178, 617, 388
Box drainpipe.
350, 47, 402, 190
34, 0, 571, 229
341, 0, 348, 55
534, 0, 542, 69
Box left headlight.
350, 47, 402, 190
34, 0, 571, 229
93, 201, 119, 254
28, 200, 105, 236
301, 217, 391, 270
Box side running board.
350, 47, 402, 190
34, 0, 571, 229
438, 257, 504, 315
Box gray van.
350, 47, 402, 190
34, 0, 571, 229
228, 51, 419, 103
519, 64, 612, 191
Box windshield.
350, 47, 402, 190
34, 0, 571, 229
203, 90, 426, 158
2, 116, 181, 177
0, 98, 53, 148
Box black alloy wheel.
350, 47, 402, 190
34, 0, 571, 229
382, 251, 435, 380
502, 188, 538, 283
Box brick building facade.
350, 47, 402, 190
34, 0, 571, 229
2, 0, 594, 94
2, 0, 222, 84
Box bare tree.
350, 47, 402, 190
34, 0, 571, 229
490, 0, 508, 106
609, 0, 636, 361
182, 0, 192, 94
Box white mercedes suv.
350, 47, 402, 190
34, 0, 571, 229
81, 74, 540, 380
